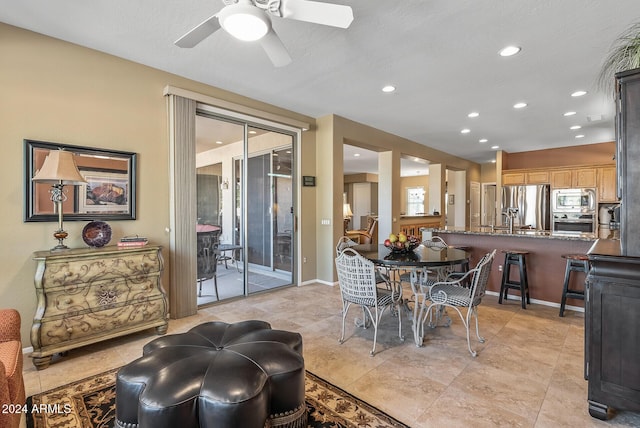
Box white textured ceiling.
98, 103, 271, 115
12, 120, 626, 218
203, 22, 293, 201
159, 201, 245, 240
2, 0, 639, 166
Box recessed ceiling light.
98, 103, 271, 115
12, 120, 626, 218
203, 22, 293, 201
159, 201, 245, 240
513, 102, 527, 109
461, 128, 471, 134
468, 112, 480, 118
491, 145, 499, 150
499, 46, 521, 57
571, 90, 587, 97
570, 125, 582, 130
479, 138, 488, 143
354, 153, 360, 157
575, 134, 585, 139
491, 159, 497, 164
564, 111, 577, 116
382, 85, 396, 93
216, 140, 223, 145
248, 130, 257, 134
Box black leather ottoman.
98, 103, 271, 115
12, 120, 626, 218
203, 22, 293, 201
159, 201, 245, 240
115, 320, 306, 428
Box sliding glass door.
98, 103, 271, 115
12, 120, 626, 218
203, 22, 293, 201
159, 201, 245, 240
240, 127, 294, 294
195, 113, 295, 305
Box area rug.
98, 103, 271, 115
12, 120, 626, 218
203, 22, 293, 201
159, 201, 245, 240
27, 368, 409, 428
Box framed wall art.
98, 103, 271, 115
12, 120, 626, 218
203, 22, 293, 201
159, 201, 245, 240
24, 139, 137, 221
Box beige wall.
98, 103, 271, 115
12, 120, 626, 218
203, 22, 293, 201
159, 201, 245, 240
481, 163, 497, 183
2, 22, 484, 342
1, 23, 315, 342
315, 114, 481, 283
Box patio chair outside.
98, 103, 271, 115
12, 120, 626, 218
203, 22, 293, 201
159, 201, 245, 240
196, 230, 221, 299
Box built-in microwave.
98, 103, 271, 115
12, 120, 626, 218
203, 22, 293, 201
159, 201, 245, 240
552, 188, 596, 212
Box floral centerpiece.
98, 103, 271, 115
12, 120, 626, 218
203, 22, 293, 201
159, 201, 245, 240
383, 232, 421, 253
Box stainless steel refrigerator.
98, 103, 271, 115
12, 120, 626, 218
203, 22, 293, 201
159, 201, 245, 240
501, 184, 551, 230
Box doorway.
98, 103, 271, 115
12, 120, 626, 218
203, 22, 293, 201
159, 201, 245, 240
482, 183, 497, 226
195, 115, 295, 306
241, 135, 293, 294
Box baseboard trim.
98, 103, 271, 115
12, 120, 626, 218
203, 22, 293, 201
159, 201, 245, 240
300, 279, 336, 286
485, 290, 584, 313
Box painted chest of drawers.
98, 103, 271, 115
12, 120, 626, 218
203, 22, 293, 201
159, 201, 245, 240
31, 245, 168, 369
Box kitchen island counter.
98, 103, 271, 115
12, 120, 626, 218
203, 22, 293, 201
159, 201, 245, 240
437, 226, 596, 241
434, 228, 602, 309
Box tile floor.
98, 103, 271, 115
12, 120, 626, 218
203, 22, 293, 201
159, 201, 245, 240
23, 283, 640, 427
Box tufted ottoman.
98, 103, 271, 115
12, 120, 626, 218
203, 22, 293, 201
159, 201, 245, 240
115, 320, 306, 428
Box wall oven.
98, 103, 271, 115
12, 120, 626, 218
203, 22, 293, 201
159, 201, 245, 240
551, 188, 596, 233
552, 213, 596, 233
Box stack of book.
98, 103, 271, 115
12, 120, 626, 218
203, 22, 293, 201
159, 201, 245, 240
117, 236, 148, 248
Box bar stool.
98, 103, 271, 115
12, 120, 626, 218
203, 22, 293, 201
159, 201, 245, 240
559, 254, 589, 317
499, 250, 530, 309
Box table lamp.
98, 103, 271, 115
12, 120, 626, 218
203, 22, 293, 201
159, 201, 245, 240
343, 203, 353, 219
343, 203, 353, 233
32, 149, 87, 250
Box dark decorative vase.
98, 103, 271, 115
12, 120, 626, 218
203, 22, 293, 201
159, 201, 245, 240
82, 221, 112, 248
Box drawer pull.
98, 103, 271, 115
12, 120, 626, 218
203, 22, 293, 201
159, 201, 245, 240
66, 327, 73, 333
64, 298, 72, 304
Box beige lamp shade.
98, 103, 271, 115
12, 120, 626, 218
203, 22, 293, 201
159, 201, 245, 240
343, 203, 353, 218
32, 150, 87, 184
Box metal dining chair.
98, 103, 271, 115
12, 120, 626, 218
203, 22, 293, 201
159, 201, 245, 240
335, 248, 404, 356
335, 235, 358, 255
399, 235, 451, 289
414, 249, 496, 357
336, 236, 390, 287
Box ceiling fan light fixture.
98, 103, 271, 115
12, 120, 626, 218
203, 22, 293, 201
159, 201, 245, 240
499, 46, 521, 57
219, 4, 270, 42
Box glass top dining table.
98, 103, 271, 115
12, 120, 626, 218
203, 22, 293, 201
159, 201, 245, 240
353, 243, 470, 347
353, 243, 470, 268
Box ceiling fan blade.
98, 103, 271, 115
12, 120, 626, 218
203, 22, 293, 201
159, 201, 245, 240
278, 0, 354, 28
175, 14, 221, 48
260, 30, 292, 67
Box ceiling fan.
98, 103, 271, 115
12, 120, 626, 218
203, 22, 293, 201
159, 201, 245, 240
175, 0, 354, 67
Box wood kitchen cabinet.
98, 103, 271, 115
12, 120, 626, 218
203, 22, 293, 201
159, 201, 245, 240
616, 68, 640, 256
502, 170, 549, 185
586, 240, 640, 420
574, 168, 597, 187
526, 171, 550, 184
400, 221, 441, 236
597, 166, 618, 202
502, 172, 526, 185
31, 245, 168, 369
551, 168, 597, 188
551, 170, 572, 188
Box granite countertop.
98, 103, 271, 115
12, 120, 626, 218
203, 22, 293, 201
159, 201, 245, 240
399, 214, 441, 219
435, 226, 602, 242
